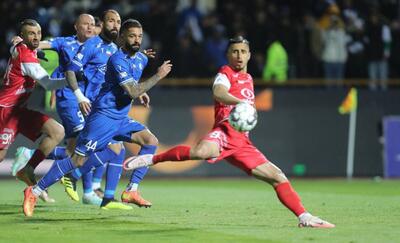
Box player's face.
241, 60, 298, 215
123, 27, 143, 53
21, 25, 42, 50
227, 43, 251, 71
102, 12, 121, 40
75, 15, 95, 41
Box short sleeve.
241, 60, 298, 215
212, 73, 231, 89
48, 37, 64, 52
112, 57, 136, 85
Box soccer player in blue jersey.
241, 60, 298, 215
11, 14, 105, 205
22, 19, 172, 216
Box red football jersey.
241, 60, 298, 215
213, 65, 255, 125
0, 43, 38, 107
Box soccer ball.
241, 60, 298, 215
228, 102, 258, 132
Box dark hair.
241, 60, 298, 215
101, 9, 119, 22
94, 16, 102, 27
120, 19, 142, 34
19, 19, 39, 32
228, 36, 249, 46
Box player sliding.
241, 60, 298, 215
124, 36, 335, 228
22, 19, 172, 216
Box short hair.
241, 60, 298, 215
120, 19, 142, 34
101, 9, 119, 22
228, 36, 249, 47
19, 19, 39, 32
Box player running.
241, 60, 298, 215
11, 14, 107, 205
123, 36, 335, 228
22, 19, 172, 216
0, 19, 67, 202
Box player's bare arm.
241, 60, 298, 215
122, 60, 172, 99
213, 84, 242, 105
65, 70, 91, 115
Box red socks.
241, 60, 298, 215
153, 145, 191, 163
274, 182, 306, 217
27, 150, 46, 169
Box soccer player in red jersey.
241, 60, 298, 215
0, 19, 66, 198
124, 36, 335, 228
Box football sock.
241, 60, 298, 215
153, 145, 191, 163
47, 146, 68, 160
104, 148, 125, 199
92, 165, 105, 188
37, 157, 76, 191
126, 183, 138, 192
82, 171, 93, 194
27, 149, 46, 169
92, 181, 101, 190
129, 145, 156, 186
274, 182, 306, 217
71, 147, 117, 180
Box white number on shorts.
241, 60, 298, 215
85, 140, 97, 151
0, 133, 12, 145
77, 111, 85, 123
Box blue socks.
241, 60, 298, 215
104, 148, 125, 199
71, 147, 117, 180
37, 157, 76, 190
46, 146, 68, 160
129, 145, 156, 185
82, 172, 93, 194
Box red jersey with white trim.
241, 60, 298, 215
0, 43, 38, 107
213, 65, 255, 125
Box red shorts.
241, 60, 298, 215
0, 106, 50, 149
203, 121, 269, 175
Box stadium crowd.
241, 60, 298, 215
1, 0, 400, 88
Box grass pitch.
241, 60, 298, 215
0, 178, 399, 243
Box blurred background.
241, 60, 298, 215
1, 0, 400, 178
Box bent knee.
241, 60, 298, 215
51, 124, 65, 142
144, 134, 158, 146
191, 147, 211, 160
72, 153, 86, 167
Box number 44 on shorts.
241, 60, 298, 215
85, 140, 97, 151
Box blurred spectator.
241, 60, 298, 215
365, 11, 391, 90
262, 40, 288, 84
321, 15, 348, 87
177, 0, 204, 44
204, 24, 228, 76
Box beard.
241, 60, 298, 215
104, 28, 119, 41
126, 43, 140, 53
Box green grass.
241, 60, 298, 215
0, 178, 399, 243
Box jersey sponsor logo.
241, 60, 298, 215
238, 79, 250, 84
240, 88, 255, 99
138, 63, 143, 70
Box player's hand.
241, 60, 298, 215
139, 93, 150, 107
143, 49, 156, 59
79, 101, 91, 116
157, 60, 172, 79
11, 36, 23, 46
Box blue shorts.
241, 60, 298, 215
75, 112, 146, 156
56, 98, 85, 138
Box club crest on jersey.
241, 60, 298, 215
77, 53, 84, 60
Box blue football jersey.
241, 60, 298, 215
48, 35, 85, 100
67, 35, 118, 102
92, 49, 148, 119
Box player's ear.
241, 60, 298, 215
247, 51, 251, 61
